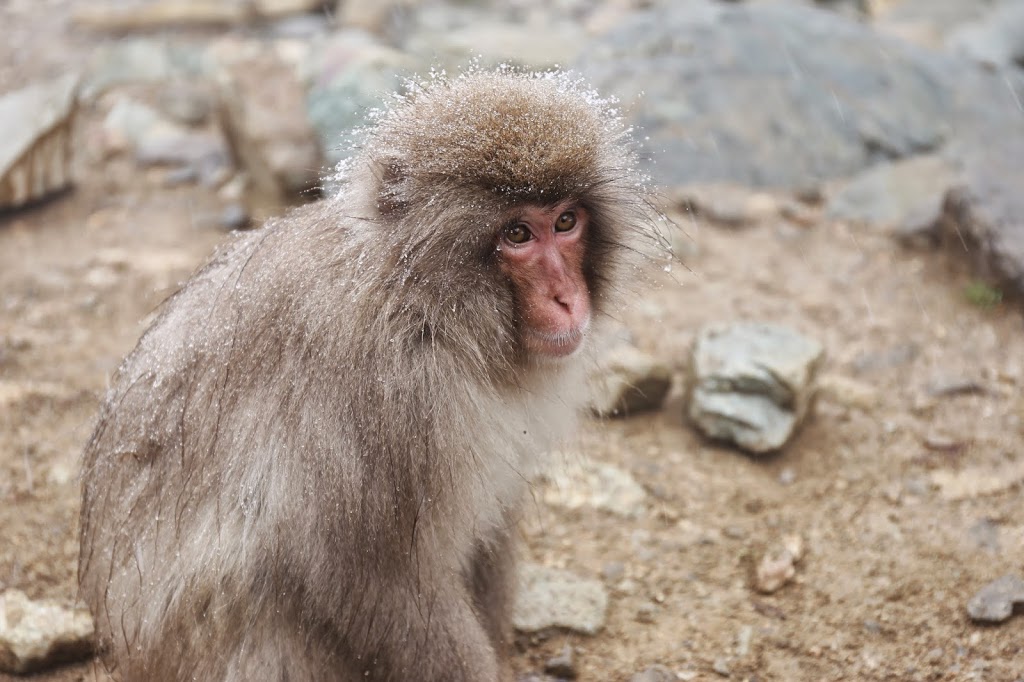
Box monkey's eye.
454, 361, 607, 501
504, 223, 532, 244
555, 211, 577, 232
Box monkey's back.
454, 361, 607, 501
78, 200, 582, 681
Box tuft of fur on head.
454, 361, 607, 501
337, 68, 668, 377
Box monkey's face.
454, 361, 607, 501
496, 200, 592, 358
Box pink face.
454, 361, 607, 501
497, 200, 592, 358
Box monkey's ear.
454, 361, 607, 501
376, 158, 411, 218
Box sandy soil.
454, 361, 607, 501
3, 5, 1024, 682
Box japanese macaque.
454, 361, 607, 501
78, 69, 662, 681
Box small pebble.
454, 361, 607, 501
966, 574, 1024, 623
601, 562, 625, 582
219, 203, 250, 230
712, 657, 731, 676
924, 432, 960, 451
543, 645, 576, 680
628, 665, 676, 682
754, 534, 804, 594
162, 165, 199, 186
735, 625, 753, 657
635, 603, 656, 623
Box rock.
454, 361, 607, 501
967, 518, 1001, 554
337, 0, 409, 35
543, 645, 577, 679
966, 575, 1024, 623
306, 31, 413, 172
84, 39, 206, 98
926, 375, 985, 397
851, 344, 918, 374
873, 0, 992, 47
578, 0, 1024, 200
513, 564, 608, 636
590, 344, 671, 417
601, 562, 625, 582
102, 96, 231, 183
635, 603, 657, 624
0, 74, 79, 209
938, 133, 1024, 300
825, 155, 956, 235
73, 0, 330, 30
754, 534, 804, 594
216, 53, 323, 205
0, 380, 76, 409
0, 589, 94, 674
218, 203, 250, 230
157, 81, 213, 126
922, 432, 959, 452
577, 1, 954, 189
668, 183, 780, 229
268, 12, 331, 39
688, 322, 824, 454
163, 165, 199, 186
712, 657, 731, 677
931, 460, 1024, 501
816, 373, 878, 411
628, 664, 677, 682
542, 457, 647, 519
736, 624, 753, 656
946, 1, 1024, 69
412, 19, 583, 72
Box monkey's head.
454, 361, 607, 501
343, 69, 661, 366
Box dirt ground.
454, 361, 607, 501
3, 6, 1024, 682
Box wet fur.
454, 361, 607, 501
79, 70, 661, 681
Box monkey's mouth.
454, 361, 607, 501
524, 317, 591, 358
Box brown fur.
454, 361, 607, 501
78, 70, 662, 681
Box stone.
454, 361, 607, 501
157, 81, 213, 126
816, 373, 878, 411
938, 132, 1024, 301
102, 96, 230, 182
337, 0, 409, 35
542, 457, 647, 519
73, 0, 329, 31
576, 1, 955, 189
688, 322, 824, 454
576, 0, 1024, 199
825, 154, 956, 232
0, 589, 94, 674
216, 53, 323, 205
218, 203, 250, 230
967, 518, 1001, 554
873, 0, 992, 47
946, 1, 1024, 69
590, 344, 672, 417
754, 534, 804, 594
668, 183, 780, 229
967, 575, 1024, 623
0, 380, 75, 409
413, 20, 583, 72
931, 460, 1024, 501
513, 564, 608, 635
306, 31, 414, 172
0, 74, 79, 209
543, 645, 577, 679
628, 665, 676, 682
84, 39, 206, 98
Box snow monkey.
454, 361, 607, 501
78, 69, 662, 681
